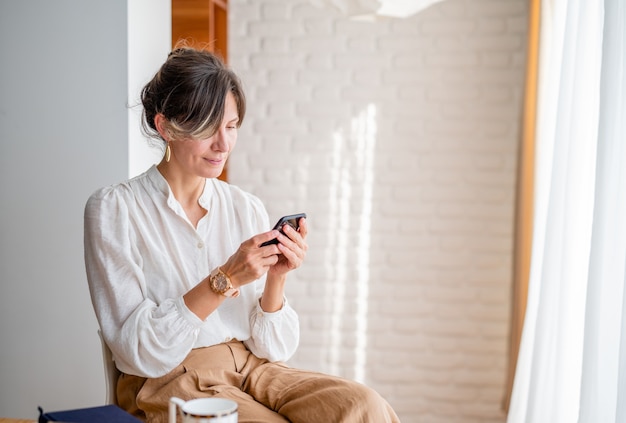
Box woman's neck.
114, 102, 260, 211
157, 161, 208, 226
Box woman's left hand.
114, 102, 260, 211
267, 217, 308, 277
259, 217, 307, 312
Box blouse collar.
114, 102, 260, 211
146, 164, 214, 210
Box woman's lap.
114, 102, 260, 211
245, 361, 398, 423
118, 341, 399, 423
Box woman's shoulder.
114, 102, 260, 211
85, 167, 156, 211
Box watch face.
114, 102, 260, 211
217, 273, 228, 291
215, 274, 228, 291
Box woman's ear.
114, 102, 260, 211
154, 113, 170, 140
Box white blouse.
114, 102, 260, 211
84, 165, 299, 378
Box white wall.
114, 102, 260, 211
128, 0, 171, 177
229, 0, 527, 421
0, 0, 168, 419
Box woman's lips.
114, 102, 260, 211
205, 157, 224, 165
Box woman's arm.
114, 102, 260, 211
84, 188, 203, 378
245, 218, 309, 361
262, 219, 308, 312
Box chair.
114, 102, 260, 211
98, 329, 121, 405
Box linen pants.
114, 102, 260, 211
117, 340, 400, 423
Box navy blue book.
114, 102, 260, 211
38, 404, 142, 422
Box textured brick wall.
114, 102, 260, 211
228, 0, 527, 421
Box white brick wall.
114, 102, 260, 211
229, 0, 527, 421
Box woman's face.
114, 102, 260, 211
170, 92, 239, 179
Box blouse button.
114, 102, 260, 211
197, 241, 204, 249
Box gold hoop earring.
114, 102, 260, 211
165, 143, 171, 162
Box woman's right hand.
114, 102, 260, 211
182, 230, 282, 320
220, 230, 283, 288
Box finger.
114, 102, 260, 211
278, 236, 307, 266
256, 229, 281, 248
265, 254, 280, 267
281, 225, 308, 253
297, 217, 308, 238
280, 224, 301, 243
276, 244, 300, 269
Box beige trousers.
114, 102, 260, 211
118, 340, 400, 423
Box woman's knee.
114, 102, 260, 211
342, 381, 395, 419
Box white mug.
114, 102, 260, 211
169, 397, 238, 423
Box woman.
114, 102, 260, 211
84, 47, 400, 422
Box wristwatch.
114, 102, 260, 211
208, 267, 240, 298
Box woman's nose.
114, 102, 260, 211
213, 129, 229, 152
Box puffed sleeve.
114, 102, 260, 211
84, 187, 202, 377
245, 297, 300, 362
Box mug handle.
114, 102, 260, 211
169, 397, 186, 423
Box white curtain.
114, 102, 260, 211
507, 0, 626, 422
578, 1, 626, 421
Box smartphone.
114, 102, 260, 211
260, 213, 307, 246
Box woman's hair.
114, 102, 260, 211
140, 47, 246, 142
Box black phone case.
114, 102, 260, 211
261, 213, 307, 246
